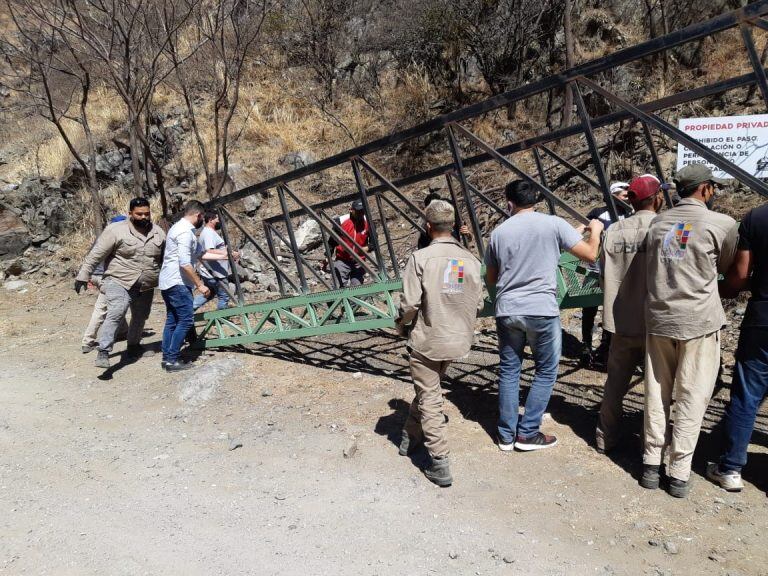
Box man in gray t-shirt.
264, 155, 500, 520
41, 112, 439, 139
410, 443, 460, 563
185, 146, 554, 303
485, 180, 603, 451
193, 211, 238, 311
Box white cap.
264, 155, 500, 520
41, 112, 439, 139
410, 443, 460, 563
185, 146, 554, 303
610, 182, 630, 195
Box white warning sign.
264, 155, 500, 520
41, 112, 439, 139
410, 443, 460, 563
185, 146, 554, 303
676, 114, 768, 180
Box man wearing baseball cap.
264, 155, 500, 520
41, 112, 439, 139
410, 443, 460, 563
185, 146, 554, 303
596, 174, 664, 454
641, 164, 738, 498
581, 181, 633, 366
332, 199, 370, 288
396, 199, 484, 487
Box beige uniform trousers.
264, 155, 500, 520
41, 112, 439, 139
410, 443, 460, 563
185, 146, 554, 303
596, 334, 645, 451
404, 350, 450, 459
81, 276, 128, 347
643, 331, 720, 481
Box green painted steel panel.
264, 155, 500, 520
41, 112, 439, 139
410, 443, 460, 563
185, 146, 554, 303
194, 253, 603, 348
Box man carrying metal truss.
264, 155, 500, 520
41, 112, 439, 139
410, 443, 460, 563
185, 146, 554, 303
331, 199, 370, 288
596, 175, 664, 454
642, 164, 739, 498
485, 180, 603, 452
395, 200, 484, 487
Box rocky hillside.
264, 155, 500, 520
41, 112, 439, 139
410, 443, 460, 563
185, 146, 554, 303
0, 0, 764, 295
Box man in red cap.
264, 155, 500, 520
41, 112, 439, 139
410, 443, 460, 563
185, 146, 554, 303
596, 174, 665, 454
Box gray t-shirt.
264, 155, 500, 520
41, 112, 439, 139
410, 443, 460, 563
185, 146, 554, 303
484, 211, 583, 317
198, 226, 230, 280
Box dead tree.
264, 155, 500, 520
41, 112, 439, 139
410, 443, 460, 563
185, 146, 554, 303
2, 0, 105, 235
167, 0, 275, 199
52, 0, 202, 218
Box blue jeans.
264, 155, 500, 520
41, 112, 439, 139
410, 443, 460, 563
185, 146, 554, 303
161, 285, 194, 363
720, 327, 768, 472
193, 277, 230, 311
496, 315, 562, 443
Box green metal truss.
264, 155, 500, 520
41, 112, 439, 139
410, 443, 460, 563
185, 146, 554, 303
194, 255, 602, 349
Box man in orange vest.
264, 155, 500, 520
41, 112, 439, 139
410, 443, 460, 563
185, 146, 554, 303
332, 199, 370, 287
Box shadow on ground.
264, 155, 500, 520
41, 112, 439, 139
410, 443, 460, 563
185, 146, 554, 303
229, 327, 768, 488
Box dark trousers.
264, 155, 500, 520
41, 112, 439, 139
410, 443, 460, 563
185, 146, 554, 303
161, 284, 194, 363
720, 327, 768, 472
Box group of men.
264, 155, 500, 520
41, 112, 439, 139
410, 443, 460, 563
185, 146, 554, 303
395, 165, 766, 498
76, 199, 235, 372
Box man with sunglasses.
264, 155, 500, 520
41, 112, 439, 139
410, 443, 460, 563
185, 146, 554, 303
641, 164, 739, 498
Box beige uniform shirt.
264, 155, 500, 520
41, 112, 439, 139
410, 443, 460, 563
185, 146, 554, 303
76, 220, 166, 292
645, 198, 738, 340
601, 210, 656, 337
396, 237, 484, 361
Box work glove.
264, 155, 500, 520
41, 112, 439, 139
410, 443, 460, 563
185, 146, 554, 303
74, 280, 88, 294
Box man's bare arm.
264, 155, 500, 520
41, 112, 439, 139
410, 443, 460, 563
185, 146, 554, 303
719, 249, 752, 299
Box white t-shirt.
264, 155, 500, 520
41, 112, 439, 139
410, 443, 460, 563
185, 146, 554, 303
198, 226, 229, 280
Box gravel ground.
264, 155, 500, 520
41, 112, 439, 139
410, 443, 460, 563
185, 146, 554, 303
0, 282, 766, 576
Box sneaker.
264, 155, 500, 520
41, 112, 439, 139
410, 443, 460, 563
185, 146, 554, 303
398, 431, 423, 456
706, 463, 744, 492
498, 439, 515, 452
667, 476, 691, 498
81, 343, 97, 354
424, 456, 453, 487
94, 350, 110, 369
164, 360, 193, 372
640, 464, 660, 489
514, 432, 558, 451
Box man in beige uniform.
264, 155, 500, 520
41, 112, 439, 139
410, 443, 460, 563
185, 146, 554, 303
642, 164, 738, 498
75, 197, 166, 369
395, 200, 484, 487
596, 175, 665, 454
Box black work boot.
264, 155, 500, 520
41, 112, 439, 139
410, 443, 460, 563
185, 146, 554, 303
94, 350, 110, 369
424, 456, 453, 487
640, 464, 661, 489
667, 477, 691, 498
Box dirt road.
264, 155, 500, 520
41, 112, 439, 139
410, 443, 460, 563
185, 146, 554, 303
1, 283, 766, 575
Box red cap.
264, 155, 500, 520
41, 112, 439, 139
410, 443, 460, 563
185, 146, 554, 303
627, 175, 660, 202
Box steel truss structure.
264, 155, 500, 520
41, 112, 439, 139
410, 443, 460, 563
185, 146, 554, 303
195, 1, 768, 349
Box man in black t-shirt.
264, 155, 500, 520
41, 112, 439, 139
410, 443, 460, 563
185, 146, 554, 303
707, 203, 768, 492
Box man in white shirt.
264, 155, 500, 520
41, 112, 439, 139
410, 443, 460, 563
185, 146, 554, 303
158, 200, 210, 372
194, 211, 238, 311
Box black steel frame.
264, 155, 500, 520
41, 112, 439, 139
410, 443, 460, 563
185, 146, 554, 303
206, 2, 768, 300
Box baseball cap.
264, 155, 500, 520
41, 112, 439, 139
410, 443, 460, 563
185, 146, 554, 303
609, 182, 629, 195
350, 199, 364, 211
627, 175, 660, 202
674, 164, 727, 194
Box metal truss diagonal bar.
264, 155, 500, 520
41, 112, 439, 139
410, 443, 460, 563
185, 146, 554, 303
450, 122, 589, 224
741, 22, 768, 109
447, 125, 486, 256
220, 205, 302, 294
352, 159, 388, 280
579, 77, 768, 198
210, 0, 768, 208
279, 183, 379, 278
264, 70, 762, 224
571, 81, 618, 222
355, 157, 427, 219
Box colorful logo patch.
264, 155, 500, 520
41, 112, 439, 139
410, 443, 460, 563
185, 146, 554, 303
442, 259, 465, 293
661, 222, 693, 261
